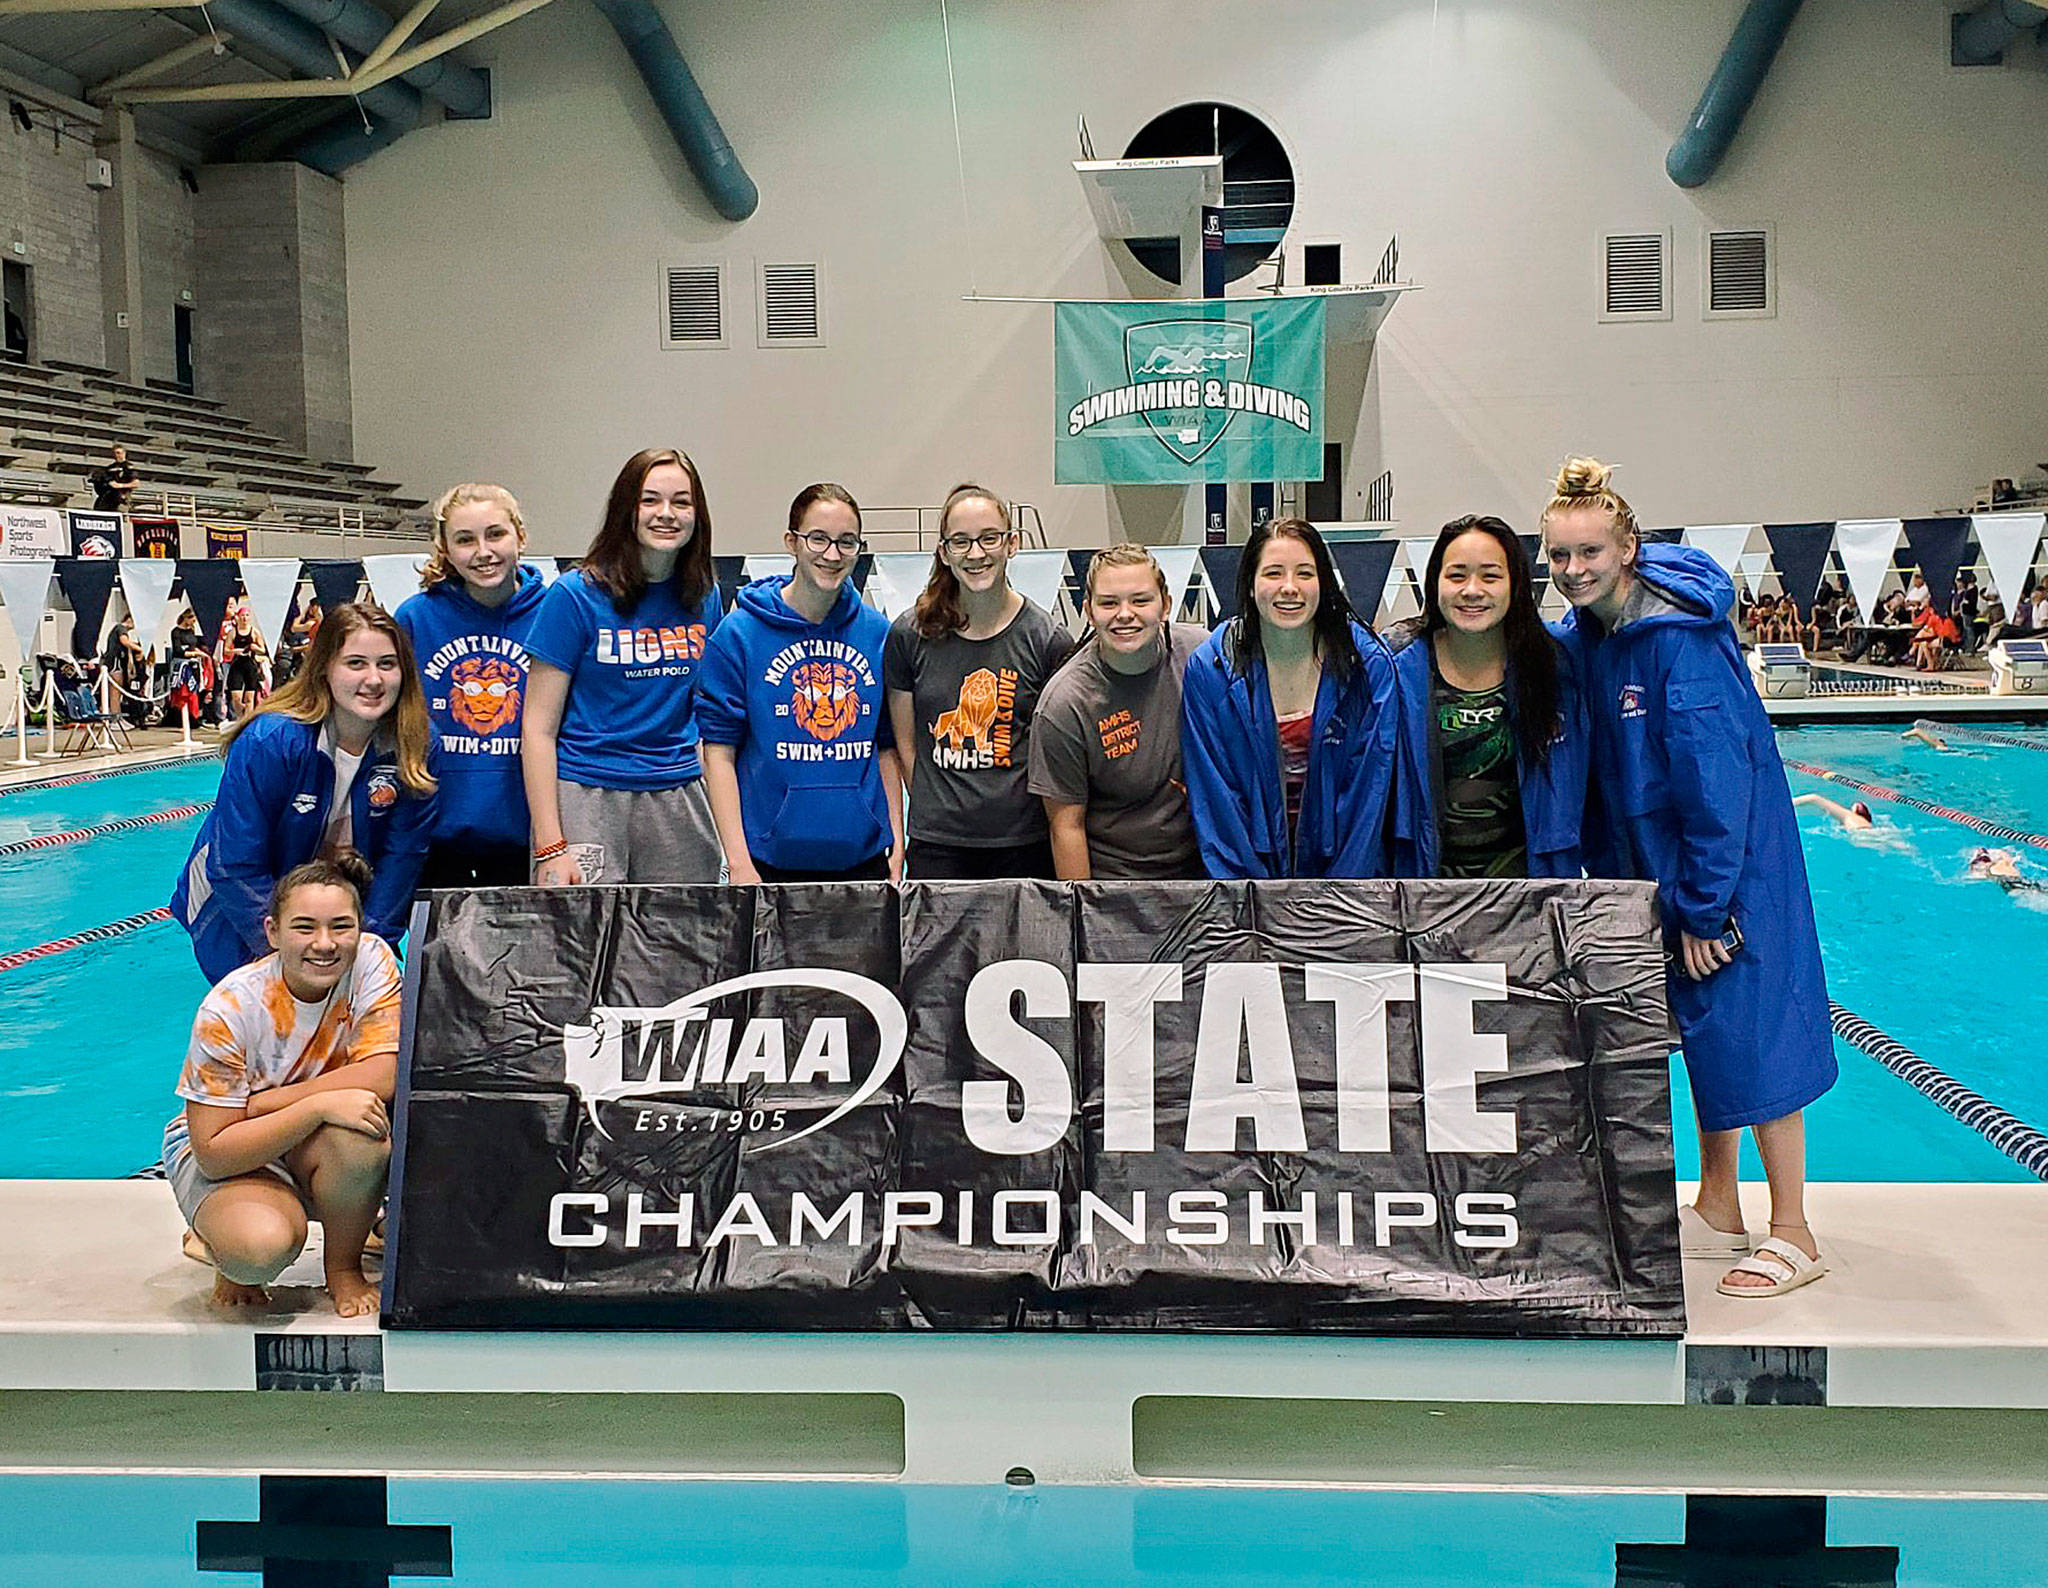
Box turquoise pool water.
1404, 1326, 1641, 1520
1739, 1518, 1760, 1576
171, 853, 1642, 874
0, 727, 2043, 1182
4, 1477, 2047, 1585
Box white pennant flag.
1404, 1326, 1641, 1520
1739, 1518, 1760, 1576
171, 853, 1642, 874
1401, 537, 1437, 591
1971, 512, 2044, 607
1736, 551, 1773, 593
862, 553, 930, 618
743, 555, 794, 582
117, 558, 179, 652
1834, 519, 1903, 625
0, 558, 54, 664
523, 557, 559, 586
238, 559, 302, 657
1007, 549, 1069, 615
1683, 524, 1755, 582
1151, 546, 1201, 615
362, 553, 428, 614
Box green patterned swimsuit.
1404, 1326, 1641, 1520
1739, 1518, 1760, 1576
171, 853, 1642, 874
1432, 661, 1527, 878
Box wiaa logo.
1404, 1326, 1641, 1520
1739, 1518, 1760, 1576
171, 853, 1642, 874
561, 969, 906, 1153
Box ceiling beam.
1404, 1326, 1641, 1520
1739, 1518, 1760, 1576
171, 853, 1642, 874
356, 0, 441, 80
0, 0, 205, 14
88, 32, 234, 101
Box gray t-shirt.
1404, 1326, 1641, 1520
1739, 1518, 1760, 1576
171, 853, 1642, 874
883, 599, 1073, 847
1027, 623, 1207, 879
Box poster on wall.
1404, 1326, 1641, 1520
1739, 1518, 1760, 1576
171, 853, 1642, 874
386, 878, 1685, 1337
66, 511, 123, 560
206, 524, 249, 559
130, 517, 182, 559
1, 505, 67, 560
1054, 297, 1325, 485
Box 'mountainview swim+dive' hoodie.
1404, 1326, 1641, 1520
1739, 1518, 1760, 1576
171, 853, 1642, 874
692, 576, 894, 872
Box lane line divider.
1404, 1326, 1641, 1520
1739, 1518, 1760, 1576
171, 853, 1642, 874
0, 907, 175, 975
0, 801, 212, 858
1831, 1002, 2048, 1181
0, 750, 221, 798
1915, 718, 2048, 753
1785, 759, 2048, 851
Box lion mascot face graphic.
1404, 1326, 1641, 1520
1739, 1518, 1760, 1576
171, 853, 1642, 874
932, 668, 1001, 755
449, 653, 522, 736
790, 659, 861, 741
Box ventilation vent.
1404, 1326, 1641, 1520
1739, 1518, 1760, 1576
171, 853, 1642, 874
1704, 226, 1775, 319
660, 262, 724, 349
1600, 231, 1670, 322
758, 261, 825, 347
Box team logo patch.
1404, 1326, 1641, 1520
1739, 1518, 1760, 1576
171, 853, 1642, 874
292, 792, 317, 814
367, 769, 399, 810
449, 653, 521, 735
934, 669, 1001, 756
1619, 683, 1646, 720
790, 660, 861, 742
76, 534, 117, 560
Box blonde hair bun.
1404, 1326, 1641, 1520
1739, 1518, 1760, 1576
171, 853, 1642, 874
1552, 456, 1615, 498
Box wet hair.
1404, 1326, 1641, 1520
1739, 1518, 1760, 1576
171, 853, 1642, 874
223, 601, 436, 794
1540, 455, 1641, 554
912, 483, 1012, 640
1085, 542, 1170, 606
422, 482, 527, 591
1231, 517, 1359, 683
1423, 515, 1562, 766
267, 851, 372, 923
580, 448, 715, 612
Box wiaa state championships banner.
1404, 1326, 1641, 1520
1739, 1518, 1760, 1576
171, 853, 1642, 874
386, 880, 1683, 1336
1054, 298, 1325, 485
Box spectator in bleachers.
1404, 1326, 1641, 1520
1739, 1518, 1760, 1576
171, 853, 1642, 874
89, 444, 138, 514
1954, 570, 1981, 651
1904, 571, 1930, 614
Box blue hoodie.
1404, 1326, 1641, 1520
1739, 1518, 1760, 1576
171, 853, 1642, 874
395, 565, 548, 853
1560, 541, 1834, 1131
693, 576, 895, 872
1387, 627, 1590, 878
171, 713, 437, 983
1180, 618, 1398, 878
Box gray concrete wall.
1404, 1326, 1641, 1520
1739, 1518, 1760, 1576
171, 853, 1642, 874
134, 148, 197, 388
294, 165, 352, 464
0, 116, 106, 369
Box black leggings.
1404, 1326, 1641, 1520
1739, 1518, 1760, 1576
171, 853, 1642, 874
905, 838, 1057, 881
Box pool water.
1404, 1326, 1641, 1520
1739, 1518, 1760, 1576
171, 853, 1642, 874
0, 728, 2043, 1182
4, 1477, 2047, 1585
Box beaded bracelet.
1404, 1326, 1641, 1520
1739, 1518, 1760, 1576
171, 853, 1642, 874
533, 839, 570, 864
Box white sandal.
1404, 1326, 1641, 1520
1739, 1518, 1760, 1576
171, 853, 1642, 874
1716, 1235, 1827, 1298
1678, 1204, 1752, 1258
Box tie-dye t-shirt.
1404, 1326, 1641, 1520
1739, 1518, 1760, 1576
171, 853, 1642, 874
161, 935, 402, 1175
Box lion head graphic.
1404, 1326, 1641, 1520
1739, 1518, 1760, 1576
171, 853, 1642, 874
932, 668, 1001, 755
449, 653, 522, 736
790, 659, 861, 741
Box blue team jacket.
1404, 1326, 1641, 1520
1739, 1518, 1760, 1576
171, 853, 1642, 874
1180, 618, 1398, 879
1386, 629, 1589, 878
171, 713, 438, 983
1561, 542, 1835, 1131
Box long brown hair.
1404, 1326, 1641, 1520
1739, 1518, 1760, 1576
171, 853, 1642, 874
580, 448, 714, 611
224, 601, 436, 793
1421, 515, 1561, 766
911, 482, 1011, 640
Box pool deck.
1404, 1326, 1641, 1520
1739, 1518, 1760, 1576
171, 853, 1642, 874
1, 1179, 2045, 1492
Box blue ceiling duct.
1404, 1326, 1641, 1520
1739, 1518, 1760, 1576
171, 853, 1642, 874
1952, 0, 2048, 63
264, 0, 491, 118
287, 112, 415, 176
591, 0, 758, 221
1665, 0, 1805, 189
202, 0, 424, 136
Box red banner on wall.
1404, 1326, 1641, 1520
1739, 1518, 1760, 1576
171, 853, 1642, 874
130, 517, 182, 559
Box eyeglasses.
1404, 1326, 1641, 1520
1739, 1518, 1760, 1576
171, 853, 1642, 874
941, 530, 1012, 556
796, 531, 866, 557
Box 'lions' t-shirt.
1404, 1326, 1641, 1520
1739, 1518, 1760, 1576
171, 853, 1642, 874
525, 567, 722, 791
1027, 623, 1206, 879
882, 599, 1072, 846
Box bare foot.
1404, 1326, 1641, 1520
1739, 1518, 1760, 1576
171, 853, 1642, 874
211, 1273, 271, 1309
182, 1229, 213, 1266
326, 1266, 380, 1318
1721, 1221, 1822, 1292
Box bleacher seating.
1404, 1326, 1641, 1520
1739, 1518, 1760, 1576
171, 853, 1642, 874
0, 359, 425, 534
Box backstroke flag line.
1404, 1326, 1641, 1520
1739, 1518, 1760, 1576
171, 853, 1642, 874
239, 560, 303, 660
1055, 298, 1325, 485
1834, 519, 1903, 626
1973, 513, 2044, 608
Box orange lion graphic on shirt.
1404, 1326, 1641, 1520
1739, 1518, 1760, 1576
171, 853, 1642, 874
791, 659, 861, 741
449, 653, 522, 736
932, 668, 1001, 756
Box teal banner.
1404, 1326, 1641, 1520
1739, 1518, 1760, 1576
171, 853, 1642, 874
1055, 298, 1325, 485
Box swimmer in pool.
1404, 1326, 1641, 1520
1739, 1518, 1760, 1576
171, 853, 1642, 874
1793, 794, 1873, 831
1968, 847, 2040, 893
1902, 724, 1949, 750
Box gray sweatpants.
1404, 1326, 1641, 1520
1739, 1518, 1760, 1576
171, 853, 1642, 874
556, 778, 723, 884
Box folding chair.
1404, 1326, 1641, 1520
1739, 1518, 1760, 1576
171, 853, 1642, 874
60, 699, 135, 757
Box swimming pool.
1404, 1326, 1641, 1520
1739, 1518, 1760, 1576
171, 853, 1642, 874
0, 726, 2042, 1182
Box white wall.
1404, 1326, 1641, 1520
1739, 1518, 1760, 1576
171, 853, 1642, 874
344, 0, 2048, 555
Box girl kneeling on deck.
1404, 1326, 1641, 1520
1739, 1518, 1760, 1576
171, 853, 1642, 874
162, 854, 397, 1317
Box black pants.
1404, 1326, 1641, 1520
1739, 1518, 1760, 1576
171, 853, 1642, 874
755, 853, 890, 884
419, 843, 533, 890
905, 837, 1057, 881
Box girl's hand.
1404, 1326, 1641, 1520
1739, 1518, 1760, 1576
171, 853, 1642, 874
316, 1089, 389, 1138
535, 853, 584, 887
1680, 931, 1733, 983
887, 846, 903, 884
727, 857, 762, 887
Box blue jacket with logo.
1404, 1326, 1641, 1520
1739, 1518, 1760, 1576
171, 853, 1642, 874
693, 577, 895, 873
1180, 618, 1398, 879
395, 566, 547, 852
171, 712, 438, 983
1386, 628, 1589, 878
1560, 541, 1834, 1130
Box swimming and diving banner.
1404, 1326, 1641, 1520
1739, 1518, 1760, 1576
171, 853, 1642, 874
1054, 298, 1326, 485
385, 879, 1683, 1335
